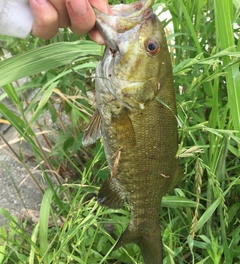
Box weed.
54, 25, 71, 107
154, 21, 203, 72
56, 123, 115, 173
0, 0, 239, 263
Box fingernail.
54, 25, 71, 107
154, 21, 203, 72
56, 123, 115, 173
35, 0, 47, 5
68, 0, 88, 15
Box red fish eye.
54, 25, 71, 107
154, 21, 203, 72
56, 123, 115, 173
145, 39, 160, 56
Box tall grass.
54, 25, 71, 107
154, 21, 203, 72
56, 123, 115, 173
0, 0, 240, 263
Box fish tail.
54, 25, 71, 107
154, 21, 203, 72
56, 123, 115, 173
114, 225, 163, 264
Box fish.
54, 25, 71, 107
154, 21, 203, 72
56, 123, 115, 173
82, 0, 183, 263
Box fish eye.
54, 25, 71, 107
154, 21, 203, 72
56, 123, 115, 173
144, 39, 160, 56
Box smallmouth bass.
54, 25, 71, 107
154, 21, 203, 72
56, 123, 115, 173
83, 0, 183, 263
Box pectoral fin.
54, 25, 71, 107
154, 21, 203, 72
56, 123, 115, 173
82, 109, 103, 146
98, 177, 125, 209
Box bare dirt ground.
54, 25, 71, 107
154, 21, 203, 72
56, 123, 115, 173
0, 146, 43, 226
0, 142, 45, 227
0, 88, 48, 226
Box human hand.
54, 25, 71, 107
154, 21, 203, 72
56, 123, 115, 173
28, 0, 112, 44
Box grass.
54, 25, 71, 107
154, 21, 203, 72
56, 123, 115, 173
0, 0, 240, 263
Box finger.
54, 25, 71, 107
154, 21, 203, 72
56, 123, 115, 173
89, 0, 110, 14
29, 0, 59, 39
88, 28, 106, 45
88, 2, 113, 44
49, 0, 71, 28
66, 0, 96, 35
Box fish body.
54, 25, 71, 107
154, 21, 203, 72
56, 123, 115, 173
83, 1, 183, 263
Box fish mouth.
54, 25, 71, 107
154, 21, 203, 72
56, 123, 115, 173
94, 0, 154, 51
94, 0, 157, 110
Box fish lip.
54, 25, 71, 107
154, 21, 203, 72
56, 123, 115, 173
94, 0, 154, 50
94, 0, 157, 110
94, 12, 118, 51
111, 0, 154, 19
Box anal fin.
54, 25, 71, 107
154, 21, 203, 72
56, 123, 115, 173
98, 177, 125, 209
82, 109, 103, 146
114, 226, 140, 250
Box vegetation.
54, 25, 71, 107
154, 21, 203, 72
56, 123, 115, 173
0, 0, 239, 263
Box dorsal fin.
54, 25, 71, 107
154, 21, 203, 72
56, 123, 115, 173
82, 109, 103, 146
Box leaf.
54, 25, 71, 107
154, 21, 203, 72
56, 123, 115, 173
214, 0, 240, 148
29, 223, 40, 264
63, 136, 75, 151
39, 189, 53, 264
195, 198, 221, 232
30, 81, 58, 123
0, 103, 43, 158
0, 40, 101, 87
162, 196, 204, 209
0, 226, 7, 263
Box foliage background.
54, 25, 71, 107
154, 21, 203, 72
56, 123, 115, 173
0, 0, 240, 263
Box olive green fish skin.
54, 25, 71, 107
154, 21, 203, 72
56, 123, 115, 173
82, 1, 183, 263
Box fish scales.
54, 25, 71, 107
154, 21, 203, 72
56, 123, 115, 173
82, 0, 183, 263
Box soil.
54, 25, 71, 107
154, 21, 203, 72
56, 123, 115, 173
0, 87, 50, 226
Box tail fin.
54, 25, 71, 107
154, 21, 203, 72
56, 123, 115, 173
114, 225, 163, 264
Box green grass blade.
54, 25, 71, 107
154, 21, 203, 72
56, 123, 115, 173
162, 196, 204, 209
29, 223, 40, 264
214, 0, 240, 151
196, 198, 221, 232
0, 40, 101, 87
29, 81, 59, 123
0, 226, 7, 263
0, 103, 43, 159
175, 0, 202, 54
39, 189, 53, 264
2, 83, 22, 112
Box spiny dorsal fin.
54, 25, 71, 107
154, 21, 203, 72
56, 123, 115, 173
98, 177, 125, 209
82, 109, 103, 146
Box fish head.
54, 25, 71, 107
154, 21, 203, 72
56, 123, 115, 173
95, 0, 173, 110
